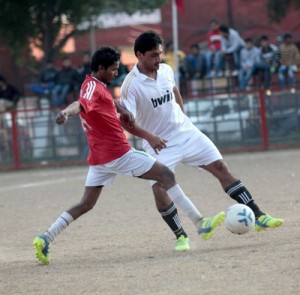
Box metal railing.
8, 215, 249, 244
1, 89, 300, 170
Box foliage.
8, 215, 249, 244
0, 0, 167, 63
266, 0, 300, 22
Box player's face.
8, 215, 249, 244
102, 61, 120, 84
138, 45, 163, 71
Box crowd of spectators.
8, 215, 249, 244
163, 19, 300, 94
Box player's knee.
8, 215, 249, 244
159, 165, 176, 186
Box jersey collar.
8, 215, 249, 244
133, 64, 160, 82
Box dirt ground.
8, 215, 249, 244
0, 149, 300, 295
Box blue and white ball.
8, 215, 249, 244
225, 204, 255, 234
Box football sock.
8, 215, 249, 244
159, 202, 188, 239
167, 184, 203, 227
225, 180, 265, 218
44, 211, 74, 242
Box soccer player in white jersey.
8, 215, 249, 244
120, 31, 284, 239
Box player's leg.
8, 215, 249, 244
139, 161, 189, 251
201, 159, 284, 231
146, 145, 204, 232
33, 186, 102, 265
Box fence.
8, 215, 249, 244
1, 89, 300, 170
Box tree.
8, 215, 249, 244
0, 0, 167, 63
266, 0, 300, 22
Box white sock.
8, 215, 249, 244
167, 184, 203, 229
45, 212, 74, 242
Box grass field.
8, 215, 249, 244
1, 149, 300, 294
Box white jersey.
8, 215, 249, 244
120, 63, 195, 151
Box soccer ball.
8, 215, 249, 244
225, 204, 255, 234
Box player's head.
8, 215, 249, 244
134, 31, 163, 72
91, 46, 120, 84
219, 25, 229, 37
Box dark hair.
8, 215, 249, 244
245, 37, 253, 43
260, 35, 269, 41
283, 33, 292, 40
0, 75, 6, 83
134, 31, 163, 55
91, 46, 120, 71
219, 25, 229, 33
191, 43, 200, 49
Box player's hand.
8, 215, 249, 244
56, 111, 68, 125
148, 135, 167, 154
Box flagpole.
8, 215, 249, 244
171, 0, 180, 91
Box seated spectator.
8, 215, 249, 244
51, 56, 80, 107
204, 19, 223, 77
253, 35, 279, 93
0, 75, 21, 111
238, 38, 260, 90
278, 33, 300, 91
183, 43, 205, 80
220, 25, 245, 72
77, 52, 91, 85
28, 60, 57, 95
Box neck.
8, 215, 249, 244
137, 63, 157, 79
91, 73, 106, 86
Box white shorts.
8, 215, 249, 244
146, 126, 222, 173
85, 148, 156, 187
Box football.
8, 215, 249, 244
225, 204, 255, 234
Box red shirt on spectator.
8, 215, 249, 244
207, 29, 222, 51
78, 75, 131, 165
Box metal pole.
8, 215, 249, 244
171, 0, 180, 90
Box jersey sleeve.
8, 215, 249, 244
78, 79, 99, 113
163, 63, 176, 87
120, 81, 137, 118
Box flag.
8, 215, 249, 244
175, 0, 184, 13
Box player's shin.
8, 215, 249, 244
44, 211, 74, 242
225, 180, 265, 218
159, 202, 187, 238
166, 184, 203, 227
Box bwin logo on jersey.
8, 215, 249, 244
151, 90, 173, 108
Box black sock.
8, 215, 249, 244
225, 180, 265, 218
159, 202, 187, 239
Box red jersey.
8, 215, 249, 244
78, 75, 131, 165
207, 29, 222, 51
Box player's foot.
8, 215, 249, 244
255, 214, 284, 232
174, 235, 190, 252
33, 233, 50, 265
199, 211, 225, 240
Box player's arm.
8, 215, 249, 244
173, 85, 185, 113
120, 118, 167, 155
55, 101, 82, 125
114, 100, 135, 128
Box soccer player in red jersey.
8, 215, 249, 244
33, 47, 191, 265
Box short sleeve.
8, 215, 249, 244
120, 82, 137, 118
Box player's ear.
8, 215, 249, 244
98, 65, 106, 73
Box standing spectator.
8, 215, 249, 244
51, 56, 80, 107
219, 25, 245, 73
0, 75, 21, 111
28, 60, 58, 95
204, 19, 223, 77
183, 43, 205, 80
238, 38, 260, 90
77, 52, 91, 85
254, 35, 279, 94
278, 33, 300, 91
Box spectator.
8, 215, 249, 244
28, 60, 57, 95
0, 75, 21, 111
163, 41, 186, 77
278, 33, 300, 91
183, 43, 205, 80
204, 19, 223, 77
254, 35, 279, 93
77, 52, 91, 85
238, 38, 260, 90
51, 56, 80, 107
220, 25, 245, 72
